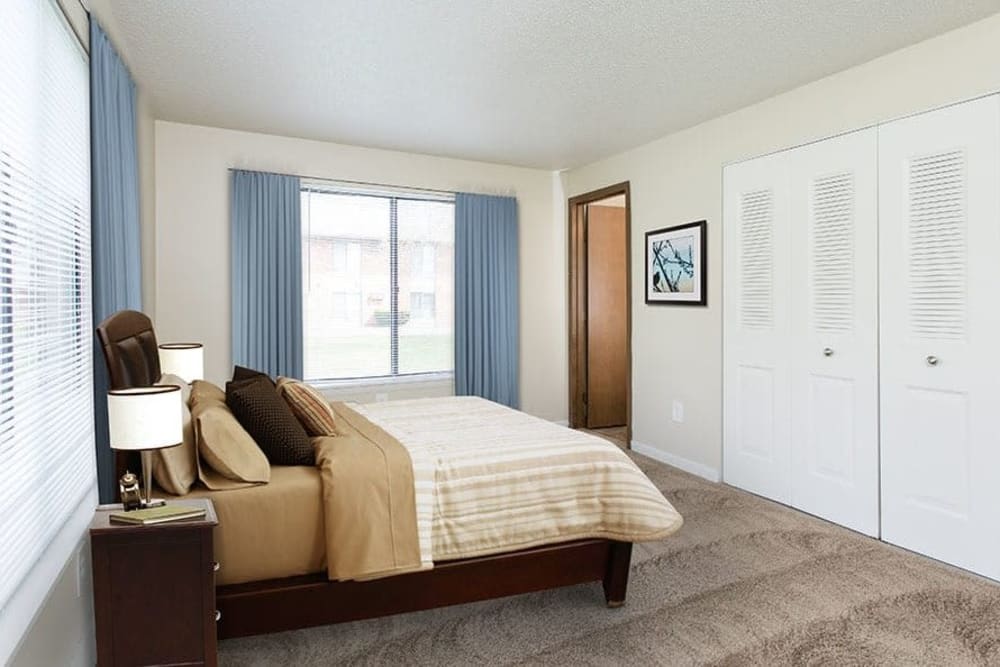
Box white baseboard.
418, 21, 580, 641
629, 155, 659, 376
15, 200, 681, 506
630, 440, 721, 483
550, 419, 569, 427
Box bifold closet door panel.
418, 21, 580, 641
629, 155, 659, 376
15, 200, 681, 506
789, 128, 880, 537
879, 95, 1000, 580
723, 153, 792, 504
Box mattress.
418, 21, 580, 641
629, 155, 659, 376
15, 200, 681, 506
182, 464, 325, 586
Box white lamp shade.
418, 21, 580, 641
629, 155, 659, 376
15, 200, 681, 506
107, 386, 183, 451
158, 343, 204, 382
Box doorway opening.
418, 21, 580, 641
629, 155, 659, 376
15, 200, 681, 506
568, 182, 631, 449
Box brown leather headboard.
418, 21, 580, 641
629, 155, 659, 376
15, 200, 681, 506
96, 309, 161, 390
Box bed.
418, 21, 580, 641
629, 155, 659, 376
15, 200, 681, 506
97, 310, 682, 638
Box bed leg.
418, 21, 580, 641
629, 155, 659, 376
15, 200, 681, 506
603, 541, 632, 608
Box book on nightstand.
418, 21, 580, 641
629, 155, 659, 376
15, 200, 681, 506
109, 504, 207, 525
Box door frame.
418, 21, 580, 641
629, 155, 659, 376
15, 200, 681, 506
567, 181, 632, 444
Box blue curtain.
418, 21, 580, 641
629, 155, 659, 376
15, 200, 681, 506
90, 18, 142, 503
230, 170, 303, 378
454, 193, 519, 407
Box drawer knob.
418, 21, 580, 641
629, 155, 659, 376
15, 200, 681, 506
212, 561, 220, 572
822, 347, 834, 357
926, 355, 939, 367
215, 610, 221, 622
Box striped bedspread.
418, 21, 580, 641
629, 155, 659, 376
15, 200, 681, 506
351, 396, 683, 566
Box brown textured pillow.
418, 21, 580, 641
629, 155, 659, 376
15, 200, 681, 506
232, 365, 275, 385
151, 374, 197, 495
276, 377, 337, 437
193, 401, 270, 489
226, 375, 314, 465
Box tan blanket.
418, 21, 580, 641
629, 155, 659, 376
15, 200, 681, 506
352, 396, 684, 565
314, 403, 424, 581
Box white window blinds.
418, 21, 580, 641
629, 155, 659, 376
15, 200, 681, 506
0, 0, 94, 612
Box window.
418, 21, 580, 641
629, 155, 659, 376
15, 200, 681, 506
410, 292, 436, 320
302, 183, 454, 381
331, 291, 362, 324
331, 240, 360, 274
411, 242, 436, 278
0, 0, 93, 619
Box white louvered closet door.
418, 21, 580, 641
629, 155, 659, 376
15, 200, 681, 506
789, 129, 879, 536
879, 95, 1000, 579
723, 153, 792, 503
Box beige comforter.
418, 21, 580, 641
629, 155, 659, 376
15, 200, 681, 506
350, 396, 683, 568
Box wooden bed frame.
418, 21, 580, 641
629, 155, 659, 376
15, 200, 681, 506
97, 310, 633, 639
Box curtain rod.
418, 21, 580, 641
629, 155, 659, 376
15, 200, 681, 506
227, 168, 458, 197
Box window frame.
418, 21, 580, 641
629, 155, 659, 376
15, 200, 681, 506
301, 181, 455, 384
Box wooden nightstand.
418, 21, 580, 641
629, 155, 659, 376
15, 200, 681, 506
90, 498, 219, 667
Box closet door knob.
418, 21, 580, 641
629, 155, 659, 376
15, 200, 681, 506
926, 355, 939, 367
822, 347, 834, 357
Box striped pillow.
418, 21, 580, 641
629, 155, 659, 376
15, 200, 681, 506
276, 377, 337, 437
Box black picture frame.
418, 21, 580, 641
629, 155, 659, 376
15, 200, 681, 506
644, 220, 707, 306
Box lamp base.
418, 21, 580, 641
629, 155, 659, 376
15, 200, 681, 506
139, 449, 167, 509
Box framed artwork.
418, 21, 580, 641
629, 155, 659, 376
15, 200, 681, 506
645, 220, 707, 305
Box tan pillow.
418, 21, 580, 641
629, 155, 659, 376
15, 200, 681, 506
193, 403, 270, 490
191, 379, 226, 408
151, 374, 196, 495
276, 377, 337, 437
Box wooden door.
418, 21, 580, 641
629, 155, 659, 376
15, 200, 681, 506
789, 128, 880, 536
723, 151, 793, 504
879, 94, 1000, 580
586, 205, 628, 428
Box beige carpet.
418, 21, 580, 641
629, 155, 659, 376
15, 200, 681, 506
219, 453, 1000, 666
580, 426, 629, 449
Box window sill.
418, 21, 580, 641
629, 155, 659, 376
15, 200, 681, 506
308, 372, 454, 390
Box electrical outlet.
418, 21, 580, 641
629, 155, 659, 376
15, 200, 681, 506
672, 400, 684, 423
375, 392, 389, 402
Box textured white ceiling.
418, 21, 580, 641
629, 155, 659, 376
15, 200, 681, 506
105, 0, 1000, 169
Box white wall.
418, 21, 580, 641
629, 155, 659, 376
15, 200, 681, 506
8, 538, 95, 667
7, 493, 97, 667
153, 121, 567, 420
138, 92, 157, 313
565, 12, 1000, 479
55, 0, 87, 47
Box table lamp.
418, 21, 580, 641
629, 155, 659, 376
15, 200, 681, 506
107, 385, 183, 508
158, 342, 204, 383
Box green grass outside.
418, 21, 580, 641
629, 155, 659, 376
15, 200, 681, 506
305, 333, 452, 380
